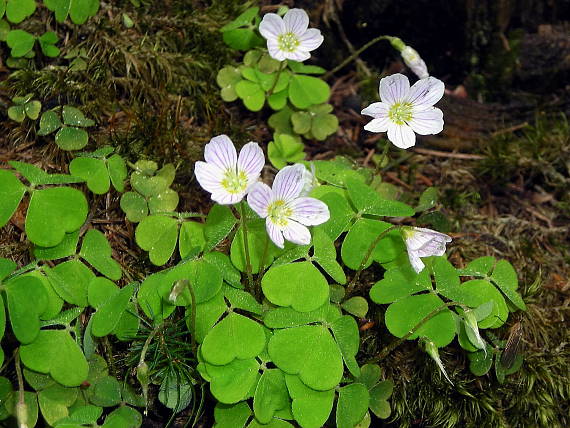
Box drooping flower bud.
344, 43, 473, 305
421, 337, 453, 384
401, 46, 429, 79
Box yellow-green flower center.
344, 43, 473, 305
278, 32, 300, 53
388, 102, 413, 125
220, 169, 248, 194
267, 199, 293, 227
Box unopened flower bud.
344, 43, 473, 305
421, 338, 453, 384
401, 46, 429, 79
16, 401, 28, 428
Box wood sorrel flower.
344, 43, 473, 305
401, 45, 429, 79
402, 226, 452, 273
247, 164, 329, 248
259, 8, 324, 62
194, 135, 264, 205
361, 73, 444, 149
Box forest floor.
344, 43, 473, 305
0, 1, 569, 427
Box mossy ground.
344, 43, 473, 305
0, 1, 568, 427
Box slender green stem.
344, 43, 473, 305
187, 281, 198, 356
368, 301, 462, 363
374, 142, 391, 177
346, 225, 400, 294
267, 60, 287, 96
325, 35, 395, 78
239, 202, 255, 292
139, 324, 163, 367
255, 234, 270, 299
15, 350, 27, 428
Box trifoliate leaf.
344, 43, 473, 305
135, 215, 179, 266
44, 259, 94, 307
69, 157, 110, 194
285, 374, 334, 428
268, 325, 343, 391
91, 284, 134, 337
331, 315, 361, 377
26, 187, 88, 247
205, 358, 260, 404
235, 80, 265, 111
288, 75, 330, 109
214, 402, 252, 428
336, 383, 370, 428
55, 126, 89, 150
0, 169, 25, 227
262, 262, 329, 312
253, 369, 290, 424
120, 192, 148, 223
38, 110, 63, 135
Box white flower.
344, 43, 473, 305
299, 162, 318, 196
402, 227, 452, 273
247, 164, 329, 248
401, 46, 429, 79
259, 8, 324, 62
361, 73, 445, 149
194, 135, 264, 205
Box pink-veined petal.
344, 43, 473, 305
283, 8, 309, 35
380, 73, 410, 105
408, 251, 426, 274
267, 40, 287, 61
259, 13, 285, 40
266, 219, 285, 248
416, 238, 449, 258
361, 102, 390, 118
282, 220, 311, 245
272, 164, 305, 202
409, 107, 444, 135
289, 197, 330, 226
387, 123, 416, 149
238, 142, 265, 182
364, 117, 390, 133
298, 28, 323, 51
204, 135, 237, 171
247, 182, 273, 218
407, 77, 445, 108
211, 190, 244, 205
194, 161, 224, 194
285, 49, 310, 62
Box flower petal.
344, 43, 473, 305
407, 77, 445, 108
259, 13, 284, 40
408, 251, 426, 274
285, 49, 311, 62
387, 123, 416, 149
272, 164, 305, 202
361, 102, 390, 118
247, 182, 273, 218
282, 220, 311, 246
380, 73, 410, 105
298, 28, 323, 51
266, 219, 285, 248
194, 161, 224, 194
267, 40, 287, 61
409, 107, 444, 135
289, 197, 330, 226
364, 117, 390, 133
204, 134, 237, 171
283, 8, 309, 35
211, 191, 244, 205
238, 142, 265, 185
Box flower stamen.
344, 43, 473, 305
220, 169, 249, 194
267, 199, 293, 227
277, 32, 300, 52
388, 102, 413, 125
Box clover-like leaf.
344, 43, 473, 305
268, 325, 343, 391
8, 103, 26, 121
38, 110, 63, 136
264, 303, 340, 329
288, 75, 330, 109
204, 204, 237, 252
285, 374, 334, 428
79, 229, 122, 280
331, 315, 360, 377
6, 0, 36, 23
341, 297, 368, 318
120, 192, 148, 223
341, 218, 405, 270
106, 154, 127, 192
87, 376, 122, 407
490, 260, 526, 310
262, 262, 329, 312
385, 293, 456, 347
9, 160, 85, 186
91, 284, 134, 337
55, 126, 89, 150
336, 383, 370, 428
69, 157, 110, 194
312, 229, 346, 284
253, 369, 290, 424
47, 0, 100, 25
5, 275, 47, 344
268, 133, 305, 170
44, 259, 94, 307
20, 330, 89, 387
345, 177, 414, 217
201, 312, 265, 366
148, 188, 179, 214
370, 266, 432, 304
26, 187, 88, 247
38, 383, 78, 425
231, 221, 280, 274
204, 358, 260, 404
135, 215, 179, 266
38, 31, 60, 57
62, 106, 95, 127
468, 345, 494, 376
6, 28, 34, 57
368, 380, 393, 419
235, 80, 265, 111
214, 402, 252, 428
0, 169, 26, 227
217, 66, 242, 102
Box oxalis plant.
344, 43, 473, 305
0, 7, 527, 428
